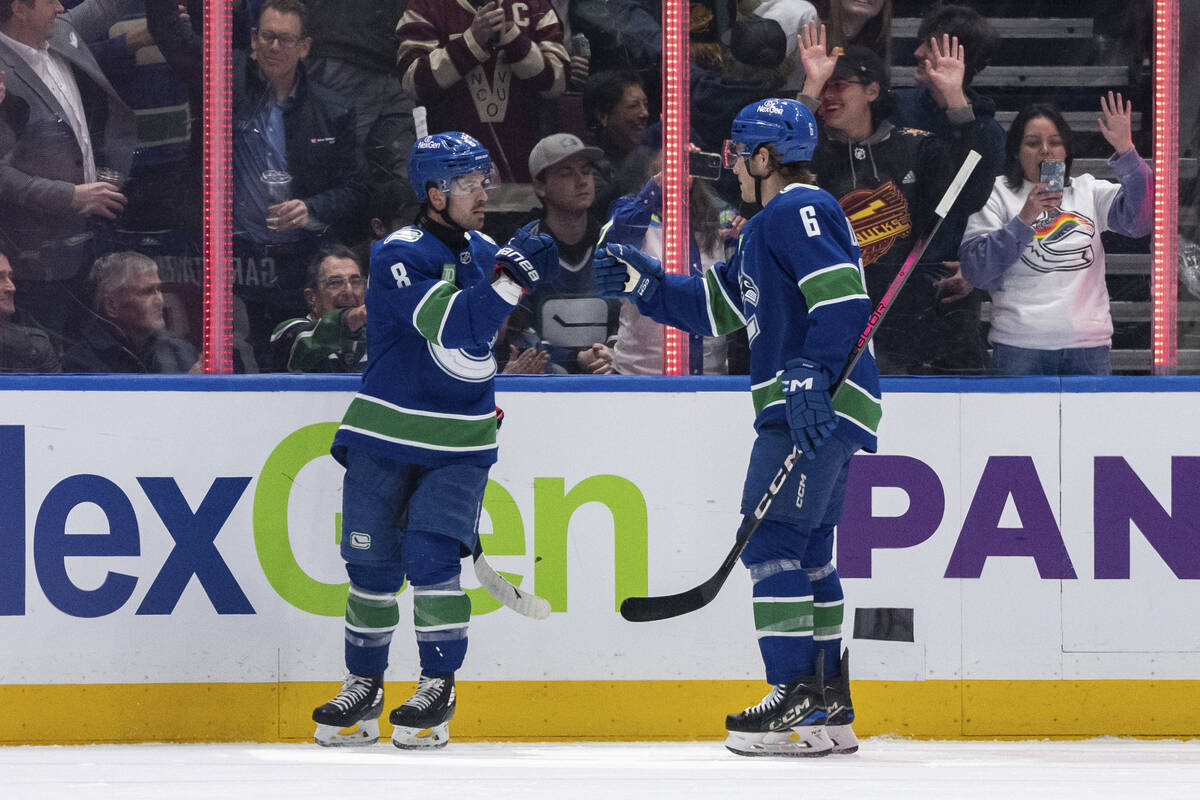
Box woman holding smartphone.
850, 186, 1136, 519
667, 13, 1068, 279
958, 93, 1152, 376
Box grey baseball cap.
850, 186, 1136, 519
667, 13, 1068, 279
528, 133, 604, 179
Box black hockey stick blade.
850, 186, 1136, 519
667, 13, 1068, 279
472, 541, 551, 620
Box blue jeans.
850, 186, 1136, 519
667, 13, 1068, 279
991, 343, 1112, 376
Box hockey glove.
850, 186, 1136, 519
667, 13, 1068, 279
780, 358, 838, 460
593, 243, 663, 302
495, 221, 560, 292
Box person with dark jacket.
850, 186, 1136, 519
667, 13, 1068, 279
797, 25, 996, 374
0, 250, 59, 373
63, 251, 198, 373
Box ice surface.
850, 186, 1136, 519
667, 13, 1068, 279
2, 738, 1199, 800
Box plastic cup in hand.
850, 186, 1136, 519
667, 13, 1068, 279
96, 167, 125, 189
261, 169, 292, 230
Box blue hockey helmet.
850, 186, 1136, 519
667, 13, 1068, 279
726, 98, 818, 166
407, 132, 494, 202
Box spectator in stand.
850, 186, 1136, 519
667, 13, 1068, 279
0, 0, 137, 344
396, 0, 569, 186
796, 25, 995, 374
737, 0, 818, 95
269, 245, 367, 373
0, 250, 60, 372
601, 142, 738, 375
569, 0, 660, 106
83, 2, 198, 235
63, 250, 198, 373
501, 132, 613, 374
584, 69, 651, 219
824, 0, 890, 65
230, 0, 366, 370
304, 1, 413, 188
959, 96, 1152, 376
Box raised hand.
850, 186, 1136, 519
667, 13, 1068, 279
496, 221, 559, 291
469, 1, 505, 47
922, 34, 967, 109
798, 21, 837, 97
593, 243, 664, 302
1098, 91, 1134, 156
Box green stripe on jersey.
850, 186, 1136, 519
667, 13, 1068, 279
704, 269, 746, 335
414, 592, 471, 630
798, 264, 868, 311
753, 597, 814, 634
341, 395, 497, 452
413, 282, 458, 344
346, 591, 399, 632
833, 379, 883, 435
751, 377, 784, 416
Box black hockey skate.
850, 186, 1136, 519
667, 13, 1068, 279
390, 673, 455, 749
824, 648, 859, 754
312, 673, 384, 747
725, 651, 833, 757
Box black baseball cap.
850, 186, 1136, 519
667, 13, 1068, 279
832, 45, 889, 90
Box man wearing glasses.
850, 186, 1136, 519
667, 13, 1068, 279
233, 0, 366, 370
268, 244, 367, 372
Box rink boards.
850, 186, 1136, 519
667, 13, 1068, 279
1, 374, 1198, 743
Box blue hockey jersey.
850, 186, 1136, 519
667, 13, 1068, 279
626, 182, 883, 452
331, 225, 517, 466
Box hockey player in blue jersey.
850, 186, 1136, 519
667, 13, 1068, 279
311, 132, 558, 749
594, 99, 883, 757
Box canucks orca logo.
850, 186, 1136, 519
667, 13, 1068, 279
1022, 210, 1097, 272
739, 270, 760, 307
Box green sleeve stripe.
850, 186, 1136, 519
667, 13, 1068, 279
833, 378, 883, 436
753, 597, 815, 634
704, 269, 746, 335
751, 376, 785, 416
412, 282, 458, 344
340, 395, 497, 452
798, 263, 869, 313
414, 592, 471, 630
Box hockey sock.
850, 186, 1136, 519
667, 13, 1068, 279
808, 561, 844, 680
750, 558, 815, 686
414, 578, 471, 675
344, 583, 400, 677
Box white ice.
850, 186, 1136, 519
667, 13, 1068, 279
3, 738, 1199, 800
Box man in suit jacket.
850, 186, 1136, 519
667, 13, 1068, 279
0, 0, 138, 341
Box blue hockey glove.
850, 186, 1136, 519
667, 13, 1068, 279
593, 243, 664, 302
780, 358, 838, 460
495, 221, 559, 292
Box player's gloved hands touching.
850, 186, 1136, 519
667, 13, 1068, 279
593, 243, 664, 302
780, 358, 838, 459
496, 221, 559, 291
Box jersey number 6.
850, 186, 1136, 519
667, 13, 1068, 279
800, 206, 821, 237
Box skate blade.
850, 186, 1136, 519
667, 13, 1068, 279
314, 719, 380, 747
724, 727, 834, 758
827, 723, 859, 754
392, 722, 450, 750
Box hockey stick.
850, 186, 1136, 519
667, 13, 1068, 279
472, 540, 552, 620
620, 150, 983, 623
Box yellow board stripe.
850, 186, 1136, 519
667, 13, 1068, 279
2, 681, 1199, 744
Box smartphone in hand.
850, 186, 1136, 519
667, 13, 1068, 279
1039, 160, 1065, 193
688, 151, 723, 181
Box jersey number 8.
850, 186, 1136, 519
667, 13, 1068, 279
390, 262, 411, 287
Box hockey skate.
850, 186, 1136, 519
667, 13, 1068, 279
312, 673, 384, 747
824, 649, 858, 754
724, 652, 833, 758
390, 674, 455, 749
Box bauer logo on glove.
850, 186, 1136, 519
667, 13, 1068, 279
495, 246, 539, 285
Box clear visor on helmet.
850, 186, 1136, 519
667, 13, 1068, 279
440, 166, 500, 197
723, 139, 753, 169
